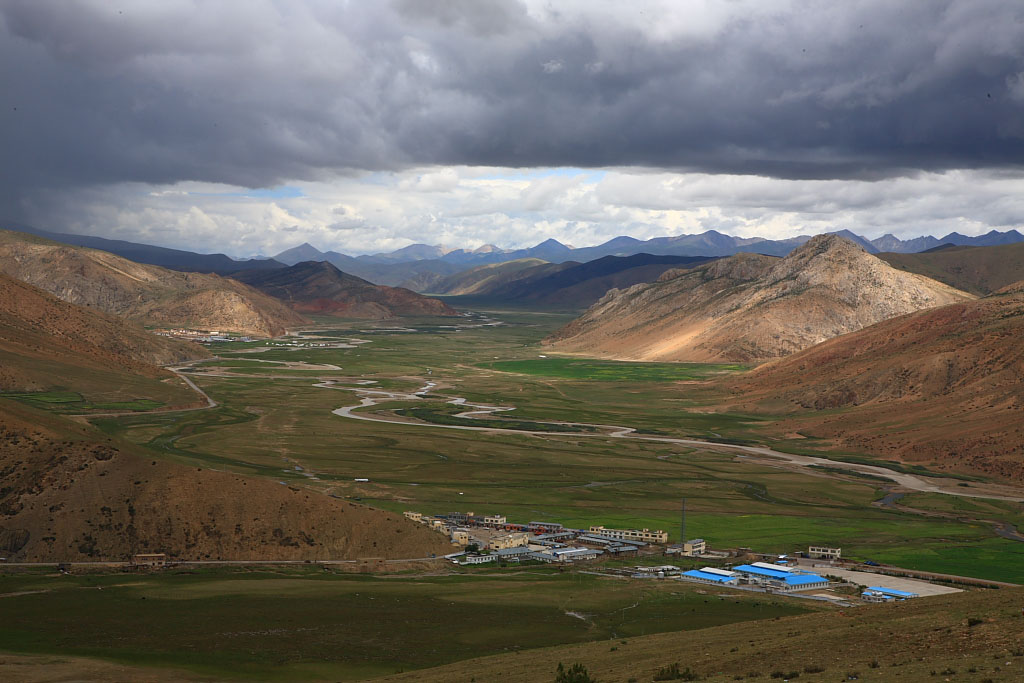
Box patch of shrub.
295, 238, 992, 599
555, 662, 597, 683
653, 662, 701, 681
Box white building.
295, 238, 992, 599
589, 525, 669, 544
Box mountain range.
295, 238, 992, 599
276, 228, 1024, 270
6, 220, 1024, 292
546, 235, 973, 362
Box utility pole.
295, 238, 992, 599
680, 497, 686, 544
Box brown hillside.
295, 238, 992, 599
231, 261, 458, 318
547, 235, 973, 362
0, 272, 207, 397
0, 400, 453, 561
0, 230, 308, 337
730, 286, 1024, 480
879, 241, 1024, 295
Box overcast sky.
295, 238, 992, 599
3, 0, 1024, 256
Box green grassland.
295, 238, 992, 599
87, 311, 1024, 583
482, 357, 747, 381
0, 390, 165, 413
0, 566, 809, 681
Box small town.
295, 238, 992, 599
405, 510, 979, 607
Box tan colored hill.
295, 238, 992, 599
0, 399, 453, 561
729, 283, 1024, 480
0, 272, 206, 401
231, 261, 457, 318
879, 241, 1024, 295
547, 235, 973, 362
0, 230, 308, 337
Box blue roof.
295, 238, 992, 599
734, 565, 826, 585
867, 586, 918, 597
783, 574, 827, 586
683, 569, 737, 583
733, 564, 792, 579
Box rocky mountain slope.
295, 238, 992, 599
425, 258, 552, 295
878, 241, 1024, 295
546, 235, 973, 362
231, 261, 458, 318
730, 282, 1024, 480
0, 230, 307, 337
0, 272, 207, 398
0, 400, 453, 561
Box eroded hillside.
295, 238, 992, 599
231, 261, 458, 318
730, 283, 1024, 480
0, 230, 308, 337
547, 235, 973, 362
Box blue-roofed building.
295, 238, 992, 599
862, 586, 919, 602
732, 562, 829, 591
680, 567, 739, 585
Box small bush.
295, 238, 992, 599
967, 617, 984, 627
868, 659, 880, 669
653, 662, 700, 681
803, 664, 825, 673
555, 662, 597, 683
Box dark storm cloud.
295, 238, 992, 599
2, 0, 1024, 213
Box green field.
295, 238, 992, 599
0, 567, 809, 680
85, 310, 1024, 584
483, 357, 747, 381
0, 390, 166, 413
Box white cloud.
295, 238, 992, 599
34, 166, 1024, 258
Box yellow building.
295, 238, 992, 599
488, 532, 530, 550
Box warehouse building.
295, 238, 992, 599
862, 586, 919, 602
528, 547, 603, 563
680, 567, 739, 585
732, 562, 829, 592
495, 546, 532, 562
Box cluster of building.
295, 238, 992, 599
155, 328, 249, 343
680, 561, 830, 593
404, 510, 688, 565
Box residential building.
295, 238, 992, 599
451, 528, 474, 545
132, 553, 167, 568
483, 514, 507, 525
488, 532, 531, 550
460, 554, 497, 565
808, 546, 842, 560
